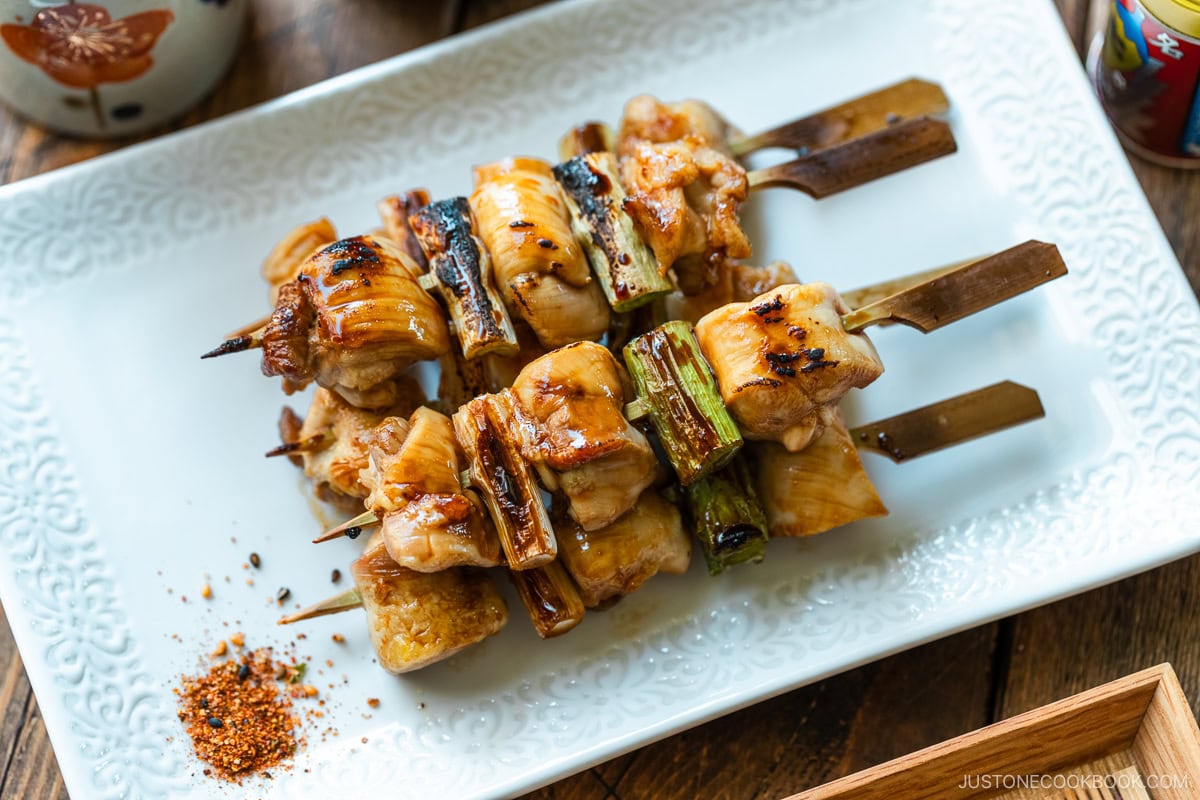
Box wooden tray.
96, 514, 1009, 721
785, 664, 1200, 799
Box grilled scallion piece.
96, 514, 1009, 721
452, 392, 556, 570
377, 189, 431, 268
684, 456, 768, 575
508, 560, 585, 639
553, 153, 672, 312
623, 320, 743, 484
409, 197, 519, 359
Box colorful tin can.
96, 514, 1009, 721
1096, 0, 1200, 167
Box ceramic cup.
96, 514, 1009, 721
0, 0, 245, 137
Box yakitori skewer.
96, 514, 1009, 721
689, 380, 1046, 573
638, 240, 1065, 476
283, 380, 1047, 639
201, 235, 451, 409
306, 241, 1066, 555
727, 77, 951, 157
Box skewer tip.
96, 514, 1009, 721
278, 587, 364, 624
312, 510, 379, 544
200, 334, 258, 360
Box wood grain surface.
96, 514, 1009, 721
1, 1, 1198, 798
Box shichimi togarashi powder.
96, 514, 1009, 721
177, 648, 305, 781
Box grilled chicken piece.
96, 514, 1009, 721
695, 283, 884, 452
351, 536, 508, 674
261, 217, 338, 304
509, 341, 657, 530
279, 386, 422, 512
360, 408, 501, 572
618, 95, 738, 154
261, 235, 451, 409
665, 261, 801, 324
618, 95, 751, 293
755, 409, 888, 537
470, 157, 610, 348
556, 491, 691, 608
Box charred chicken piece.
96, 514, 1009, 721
470, 157, 610, 348
509, 341, 658, 530
555, 491, 691, 608
695, 283, 884, 452
261, 235, 451, 409
755, 408, 888, 537
360, 407, 502, 572
618, 95, 751, 294
350, 536, 508, 674
261, 217, 339, 305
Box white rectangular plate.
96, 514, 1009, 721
2, 0, 1199, 797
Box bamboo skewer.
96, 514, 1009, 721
225, 314, 272, 341
728, 77, 951, 157
840, 240, 1067, 334
278, 587, 363, 625
850, 381, 1045, 462
745, 117, 957, 199
264, 432, 333, 459
838, 254, 982, 310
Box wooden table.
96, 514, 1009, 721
1, 1, 1197, 798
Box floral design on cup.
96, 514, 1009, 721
1, 3, 174, 128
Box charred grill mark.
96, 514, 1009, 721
734, 377, 782, 392
411, 197, 506, 340
476, 402, 531, 532
200, 335, 254, 359
751, 295, 785, 317
510, 281, 533, 314
761, 341, 838, 378
764, 351, 802, 377
800, 346, 838, 373
569, 122, 610, 156
322, 237, 383, 275
261, 281, 315, 380
554, 157, 634, 301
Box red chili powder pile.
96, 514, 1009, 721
176, 647, 307, 781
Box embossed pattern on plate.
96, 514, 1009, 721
0, 1, 1198, 798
